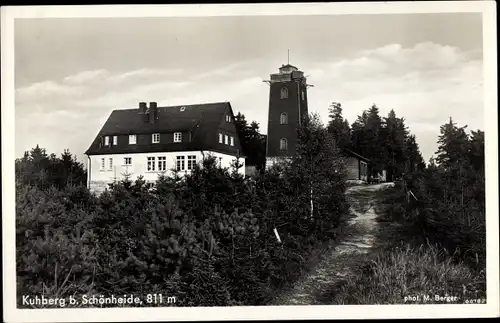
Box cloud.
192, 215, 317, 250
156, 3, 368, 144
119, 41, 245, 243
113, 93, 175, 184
16, 81, 85, 104
63, 69, 111, 85
15, 41, 483, 164
305, 41, 483, 161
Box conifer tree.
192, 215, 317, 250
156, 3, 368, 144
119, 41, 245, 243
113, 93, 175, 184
327, 102, 351, 151
234, 113, 266, 170
435, 117, 470, 171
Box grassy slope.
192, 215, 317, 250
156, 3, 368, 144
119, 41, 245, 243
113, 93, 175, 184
328, 186, 486, 305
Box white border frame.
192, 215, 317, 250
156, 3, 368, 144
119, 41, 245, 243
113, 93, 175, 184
2, 2, 498, 322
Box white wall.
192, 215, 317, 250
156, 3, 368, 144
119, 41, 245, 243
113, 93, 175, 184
87, 150, 245, 194
265, 156, 291, 169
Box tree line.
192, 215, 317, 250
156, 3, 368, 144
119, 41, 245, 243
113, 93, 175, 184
234, 103, 426, 181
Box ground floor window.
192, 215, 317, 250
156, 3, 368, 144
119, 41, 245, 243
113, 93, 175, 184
176, 156, 185, 171
147, 157, 156, 171
158, 156, 166, 171
187, 155, 196, 170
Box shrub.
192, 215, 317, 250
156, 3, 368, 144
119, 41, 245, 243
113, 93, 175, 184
331, 244, 486, 304
16, 184, 98, 307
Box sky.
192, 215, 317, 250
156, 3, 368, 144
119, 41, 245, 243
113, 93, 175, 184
14, 13, 484, 164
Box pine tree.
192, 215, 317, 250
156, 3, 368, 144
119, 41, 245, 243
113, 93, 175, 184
327, 102, 351, 151
350, 110, 369, 156
234, 113, 266, 170
468, 130, 485, 174
405, 135, 426, 174
381, 109, 410, 180
435, 117, 470, 171
364, 105, 384, 177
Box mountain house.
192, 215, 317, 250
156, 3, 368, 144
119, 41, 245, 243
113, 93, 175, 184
85, 101, 245, 194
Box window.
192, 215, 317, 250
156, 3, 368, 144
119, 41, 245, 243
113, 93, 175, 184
108, 158, 113, 170
176, 156, 185, 171
301, 91, 305, 101
100, 158, 105, 170
226, 115, 232, 122
280, 113, 288, 125
219, 133, 223, 143
158, 156, 167, 172
174, 132, 182, 143
124, 157, 132, 165
280, 87, 288, 99
187, 155, 197, 170
104, 136, 110, 146
280, 138, 288, 151
152, 133, 160, 143
129, 135, 137, 145
180, 106, 186, 112
224, 135, 229, 145
147, 157, 156, 171
230, 136, 234, 146
113, 136, 118, 145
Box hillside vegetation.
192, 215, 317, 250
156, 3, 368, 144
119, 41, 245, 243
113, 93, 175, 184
15, 103, 486, 306
16, 115, 350, 307
331, 117, 486, 304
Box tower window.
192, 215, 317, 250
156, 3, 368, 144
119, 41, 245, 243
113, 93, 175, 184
280, 138, 288, 151
280, 87, 288, 99
280, 113, 288, 125
301, 91, 305, 101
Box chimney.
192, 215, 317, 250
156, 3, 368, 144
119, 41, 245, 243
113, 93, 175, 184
149, 102, 158, 123
138, 102, 147, 113
138, 102, 149, 122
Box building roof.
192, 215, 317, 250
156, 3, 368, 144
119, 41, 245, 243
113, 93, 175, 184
98, 102, 228, 135
281, 64, 298, 69
342, 148, 370, 162
85, 102, 244, 157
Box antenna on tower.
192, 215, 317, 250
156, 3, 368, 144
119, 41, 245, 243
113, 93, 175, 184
287, 49, 290, 64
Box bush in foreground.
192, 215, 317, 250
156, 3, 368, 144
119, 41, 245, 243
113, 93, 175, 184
331, 244, 486, 305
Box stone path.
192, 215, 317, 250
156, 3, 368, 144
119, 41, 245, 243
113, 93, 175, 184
272, 183, 394, 305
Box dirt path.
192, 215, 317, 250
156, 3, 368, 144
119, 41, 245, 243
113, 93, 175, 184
272, 183, 394, 305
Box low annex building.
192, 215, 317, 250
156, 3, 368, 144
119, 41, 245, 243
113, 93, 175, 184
85, 101, 245, 193
343, 148, 369, 183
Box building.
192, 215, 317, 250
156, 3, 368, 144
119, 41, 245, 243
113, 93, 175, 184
343, 148, 369, 183
264, 63, 312, 169
85, 101, 245, 194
